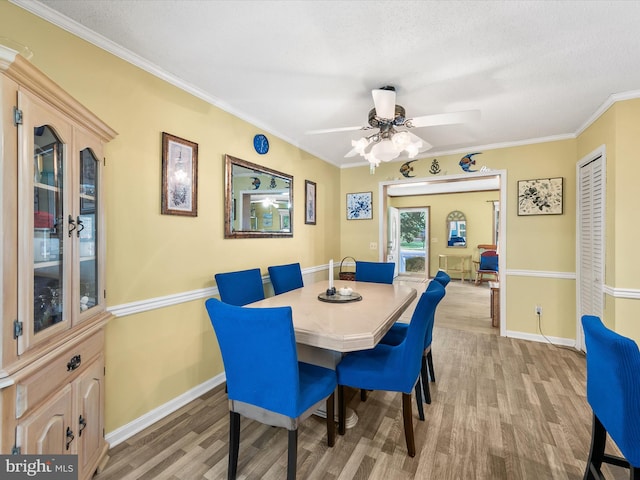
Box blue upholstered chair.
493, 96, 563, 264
581, 315, 640, 480
378, 279, 447, 405
474, 249, 498, 285
336, 282, 446, 457
268, 262, 304, 295
215, 268, 265, 306
205, 298, 337, 480
434, 269, 451, 287
423, 269, 451, 386
355, 261, 395, 284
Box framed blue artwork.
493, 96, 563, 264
346, 191, 372, 220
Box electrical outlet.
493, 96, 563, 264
535, 305, 542, 315
369, 242, 377, 250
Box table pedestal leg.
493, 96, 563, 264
297, 344, 359, 429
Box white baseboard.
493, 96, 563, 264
505, 330, 576, 348
105, 373, 226, 447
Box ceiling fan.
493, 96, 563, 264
306, 86, 480, 168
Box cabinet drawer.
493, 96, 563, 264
15, 330, 104, 419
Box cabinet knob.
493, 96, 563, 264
67, 354, 81, 371
78, 415, 87, 436
66, 427, 75, 450
68, 215, 76, 237
76, 216, 85, 237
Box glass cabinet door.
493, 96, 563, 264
18, 89, 73, 355
78, 148, 99, 317
32, 125, 66, 335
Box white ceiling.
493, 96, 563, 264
13, 0, 640, 169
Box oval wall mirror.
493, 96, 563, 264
224, 154, 293, 239
446, 210, 466, 247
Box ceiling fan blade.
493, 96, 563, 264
344, 146, 361, 158
305, 125, 367, 135
371, 88, 396, 119
406, 109, 480, 128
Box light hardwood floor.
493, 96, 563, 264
95, 279, 628, 480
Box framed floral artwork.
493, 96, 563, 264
346, 191, 373, 220
517, 177, 563, 215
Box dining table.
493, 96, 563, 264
247, 279, 418, 427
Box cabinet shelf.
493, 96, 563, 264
34, 182, 59, 192
34, 260, 61, 269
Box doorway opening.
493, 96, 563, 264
397, 207, 429, 278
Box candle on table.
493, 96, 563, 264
329, 259, 334, 289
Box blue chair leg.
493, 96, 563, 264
414, 381, 425, 421
287, 429, 297, 480
228, 412, 240, 480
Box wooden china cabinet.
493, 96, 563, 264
0, 45, 116, 480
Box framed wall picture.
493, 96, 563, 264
305, 180, 316, 225
517, 177, 563, 215
346, 191, 373, 220
161, 132, 198, 216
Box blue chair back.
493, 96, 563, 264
398, 281, 446, 389
268, 262, 304, 295
424, 280, 446, 349
582, 315, 640, 466
205, 298, 301, 417
355, 261, 395, 284
215, 268, 265, 306
434, 270, 451, 287
479, 250, 498, 272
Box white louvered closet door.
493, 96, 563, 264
577, 154, 604, 350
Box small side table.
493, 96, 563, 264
489, 282, 500, 328
438, 254, 472, 282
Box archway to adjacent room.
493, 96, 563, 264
378, 170, 507, 336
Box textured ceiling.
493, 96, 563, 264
14, 0, 640, 168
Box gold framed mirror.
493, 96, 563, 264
224, 155, 293, 238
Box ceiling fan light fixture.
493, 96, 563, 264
405, 142, 421, 158
391, 131, 411, 149
370, 139, 400, 163
351, 137, 370, 155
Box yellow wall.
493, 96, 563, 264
0, 3, 341, 432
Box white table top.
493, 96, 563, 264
248, 280, 417, 352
